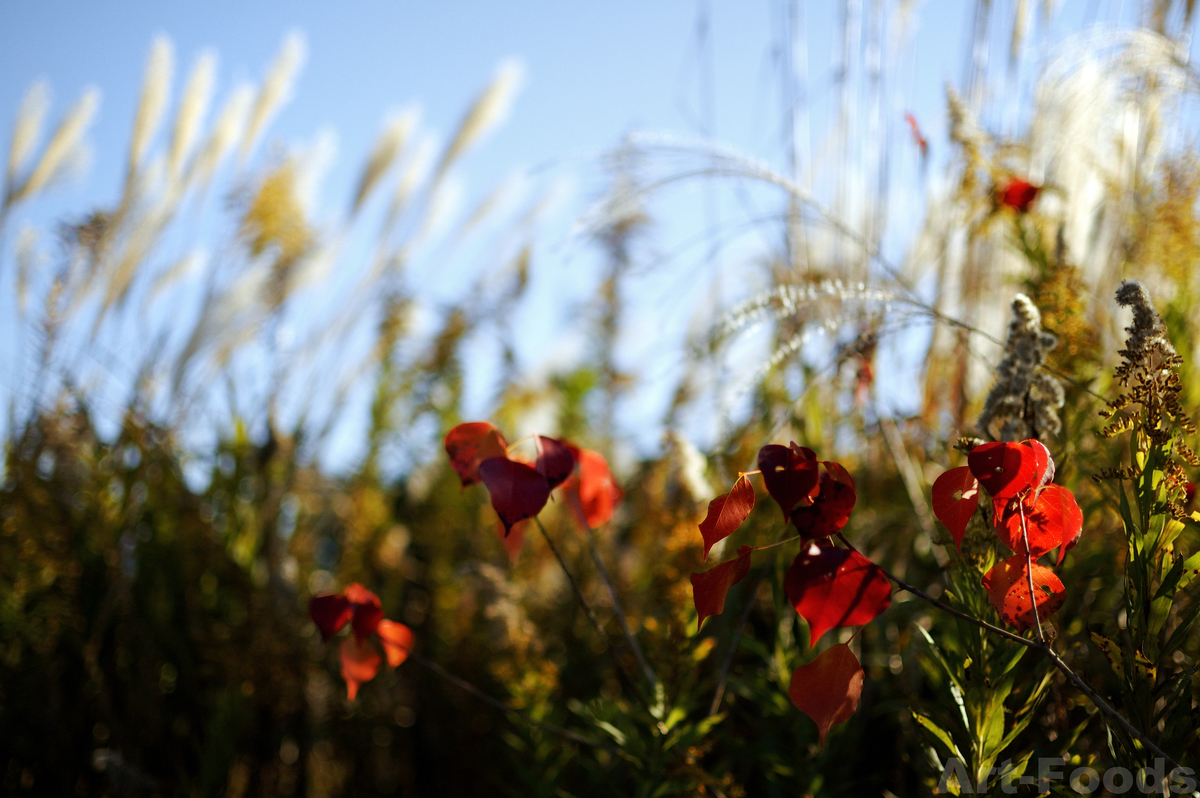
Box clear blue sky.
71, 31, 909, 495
0, 1, 1163, 470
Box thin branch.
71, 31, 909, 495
532, 516, 649, 710
709, 574, 764, 717
580, 522, 659, 688
1018, 500, 1046, 642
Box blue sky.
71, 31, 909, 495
0, 1, 1170, 470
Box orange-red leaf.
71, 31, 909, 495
791, 461, 856, 540
479, 456, 551, 534
690, 546, 753, 630
568, 447, 622, 529
968, 441, 1036, 500
534, 435, 576, 490
496, 518, 526, 562
931, 466, 979, 550
788, 643, 865, 744
699, 475, 755, 560
757, 443, 819, 519
1022, 439, 1055, 489
344, 582, 384, 642
444, 422, 509, 487
309, 593, 352, 639
997, 177, 1040, 212
785, 544, 892, 645
339, 637, 381, 701
377, 619, 414, 668
982, 556, 1066, 632
994, 484, 1082, 560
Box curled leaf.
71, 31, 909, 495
308, 593, 352, 639
994, 484, 1082, 560
699, 475, 755, 560
567, 447, 622, 529
1022, 439, 1055, 489
791, 461, 856, 540
344, 582, 384, 642
690, 546, 753, 630
339, 637, 382, 701
377, 619, 415, 668
479, 456, 551, 534
444, 422, 508, 487
788, 643, 864, 744
930, 466, 979, 551
982, 555, 1066, 632
785, 544, 892, 645
534, 435, 576, 490
967, 441, 1036, 500
757, 443, 819, 519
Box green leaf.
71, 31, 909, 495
912, 711, 963, 760
1089, 631, 1125, 681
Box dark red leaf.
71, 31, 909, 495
968, 441, 1036, 500
344, 583, 384, 641
757, 443, 819, 519
534, 435, 576, 490
785, 544, 892, 645
994, 484, 1082, 560
997, 177, 1040, 212
309, 593, 352, 639
699, 475, 755, 560
377, 619, 414, 668
567, 447, 622, 529
789, 643, 865, 744
479, 456, 551, 534
791, 461, 856, 540
982, 555, 1066, 632
444, 422, 509, 487
690, 546, 753, 630
339, 637, 381, 701
931, 466, 980, 551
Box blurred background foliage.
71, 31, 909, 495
4, 1, 1200, 795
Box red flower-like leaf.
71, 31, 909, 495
931, 466, 980, 551
377, 619, 415, 668
567, 447, 622, 529
982, 556, 1066, 632
1022, 439, 1055, 489
791, 461, 856, 540
479, 456, 551, 534
998, 178, 1040, 212
534, 435, 576, 490
968, 441, 1036, 500
691, 546, 753, 630
309, 593, 353, 639
994, 484, 1082, 560
785, 544, 892, 645
339, 637, 382, 701
344, 583, 384, 641
789, 643, 865, 744
757, 443, 819, 520
444, 422, 509, 487
699, 475, 755, 560
496, 519, 526, 562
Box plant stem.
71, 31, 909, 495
708, 574, 763, 717
1018, 500, 1046, 642
532, 516, 649, 710
580, 522, 659, 688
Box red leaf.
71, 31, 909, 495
496, 519, 526, 562
930, 466, 980, 551
344, 583, 384, 642
444, 422, 509, 487
309, 593, 352, 639
968, 441, 1036, 500
791, 461, 856, 540
699, 475, 755, 560
994, 484, 1082, 560
567, 447, 622, 529
534, 435, 576, 490
377, 619, 414, 668
997, 177, 1040, 212
339, 637, 381, 701
757, 443, 819, 519
479, 456, 551, 534
785, 544, 892, 645
789, 643, 865, 744
1022, 439, 1055, 489
982, 556, 1066, 632
690, 546, 753, 630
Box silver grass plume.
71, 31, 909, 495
433, 58, 524, 181
129, 36, 173, 177
976, 294, 1064, 441
168, 50, 216, 183
240, 31, 306, 163
15, 88, 101, 203
351, 106, 419, 215
189, 83, 253, 192
6, 80, 49, 196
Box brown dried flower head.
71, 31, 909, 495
977, 294, 1064, 441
